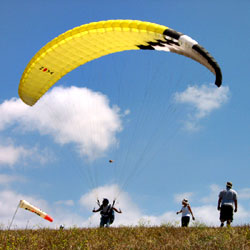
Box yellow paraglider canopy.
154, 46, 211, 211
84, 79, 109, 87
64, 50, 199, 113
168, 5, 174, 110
19, 20, 222, 106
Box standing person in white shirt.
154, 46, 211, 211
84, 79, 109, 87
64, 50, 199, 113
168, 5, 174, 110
176, 199, 195, 227
217, 182, 238, 227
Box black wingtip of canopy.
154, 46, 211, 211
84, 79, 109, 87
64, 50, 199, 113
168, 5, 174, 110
215, 68, 222, 88
192, 44, 222, 88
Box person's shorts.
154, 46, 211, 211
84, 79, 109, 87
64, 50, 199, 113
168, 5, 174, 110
220, 205, 233, 221
100, 215, 110, 227
181, 216, 190, 227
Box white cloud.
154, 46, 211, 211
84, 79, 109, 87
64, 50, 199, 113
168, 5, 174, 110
175, 84, 229, 130
79, 185, 246, 227
174, 192, 194, 204
192, 204, 250, 226
0, 184, 249, 229
0, 143, 54, 168
0, 86, 123, 160
201, 184, 221, 204
201, 184, 250, 203
238, 188, 250, 200
187, 184, 250, 226
0, 189, 52, 229
0, 174, 25, 186
0, 188, 88, 229
79, 184, 142, 227
0, 145, 30, 167
173, 188, 221, 226
192, 205, 219, 226
173, 205, 249, 227
0, 98, 29, 130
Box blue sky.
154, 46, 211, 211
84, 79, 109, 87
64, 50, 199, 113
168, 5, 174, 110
0, 0, 250, 228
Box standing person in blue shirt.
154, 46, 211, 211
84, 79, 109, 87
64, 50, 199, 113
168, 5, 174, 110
176, 199, 195, 227
217, 182, 238, 227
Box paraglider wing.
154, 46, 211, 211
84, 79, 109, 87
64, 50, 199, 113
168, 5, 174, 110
137, 28, 222, 88
19, 20, 222, 106
19, 200, 53, 222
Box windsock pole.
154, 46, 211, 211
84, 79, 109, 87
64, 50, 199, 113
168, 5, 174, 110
8, 202, 20, 230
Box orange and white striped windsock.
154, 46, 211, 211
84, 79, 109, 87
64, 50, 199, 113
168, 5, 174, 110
19, 200, 53, 222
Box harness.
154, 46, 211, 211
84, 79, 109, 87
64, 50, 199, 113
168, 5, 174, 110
100, 204, 112, 217
98, 200, 115, 224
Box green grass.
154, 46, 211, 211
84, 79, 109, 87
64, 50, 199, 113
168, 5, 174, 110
0, 226, 249, 249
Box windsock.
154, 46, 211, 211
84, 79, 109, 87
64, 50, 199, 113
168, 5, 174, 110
19, 200, 53, 222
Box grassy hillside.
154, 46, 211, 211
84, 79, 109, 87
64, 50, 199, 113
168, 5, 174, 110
0, 226, 249, 249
